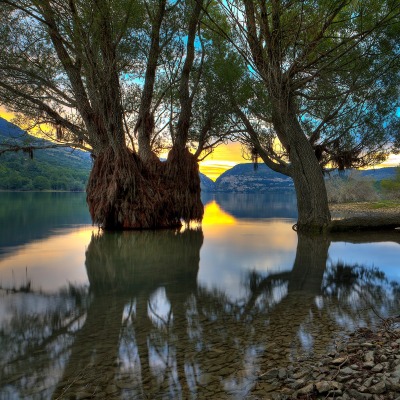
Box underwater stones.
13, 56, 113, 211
331, 356, 347, 365
278, 368, 286, 379
368, 380, 386, 394
260, 322, 400, 400
261, 368, 280, 380
315, 380, 343, 393
364, 351, 375, 363
340, 366, 358, 375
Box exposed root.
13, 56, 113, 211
165, 147, 204, 223
87, 148, 179, 229
86, 146, 203, 230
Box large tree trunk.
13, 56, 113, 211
272, 98, 331, 233
165, 147, 204, 223
86, 146, 203, 230
86, 147, 178, 229
290, 137, 331, 233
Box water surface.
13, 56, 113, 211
0, 192, 399, 399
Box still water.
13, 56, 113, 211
0, 192, 399, 399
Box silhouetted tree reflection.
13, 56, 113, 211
1, 230, 400, 399
0, 285, 91, 399
85, 228, 202, 294
52, 228, 203, 399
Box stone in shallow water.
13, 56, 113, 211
361, 342, 374, 348
340, 366, 358, 375
348, 388, 373, 400
296, 383, 315, 395
369, 380, 386, 394
278, 368, 286, 379
332, 356, 347, 365
197, 373, 214, 386
289, 379, 305, 390
371, 363, 384, 372
364, 351, 375, 363
386, 378, 400, 391
292, 370, 308, 379
105, 385, 118, 394
260, 368, 279, 380
363, 376, 374, 388
363, 361, 375, 368
315, 381, 331, 393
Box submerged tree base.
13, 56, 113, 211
86, 147, 203, 230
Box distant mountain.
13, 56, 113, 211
358, 167, 397, 181
212, 163, 397, 193
0, 117, 215, 192
199, 173, 215, 192
0, 117, 92, 168
215, 163, 294, 192
2, 118, 397, 193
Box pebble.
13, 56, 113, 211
256, 322, 400, 399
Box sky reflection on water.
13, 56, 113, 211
0, 192, 399, 399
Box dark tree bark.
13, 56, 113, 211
163, 0, 205, 224
229, 0, 399, 233
1, 0, 205, 230
271, 98, 331, 232
136, 0, 167, 164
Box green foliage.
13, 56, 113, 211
367, 200, 400, 209
380, 166, 400, 199
0, 152, 89, 191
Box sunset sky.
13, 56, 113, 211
1, 106, 399, 180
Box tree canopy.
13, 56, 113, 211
208, 0, 400, 231
0, 0, 399, 231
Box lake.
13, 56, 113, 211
0, 192, 399, 399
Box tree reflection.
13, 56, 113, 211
53, 228, 203, 399
1, 229, 400, 399
0, 285, 90, 399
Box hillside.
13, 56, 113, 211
0, 118, 92, 191
215, 163, 294, 192
0, 118, 214, 192
212, 163, 397, 193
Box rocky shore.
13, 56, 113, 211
328, 202, 400, 232
255, 318, 400, 400
329, 202, 400, 220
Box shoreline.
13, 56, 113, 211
329, 202, 400, 233
330, 201, 400, 218
255, 318, 400, 400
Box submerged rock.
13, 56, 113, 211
256, 320, 400, 399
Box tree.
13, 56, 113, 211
33, 175, 51, 190
0, 0, 233, 229
214, 0, 400, 232
381, 165, 400, 198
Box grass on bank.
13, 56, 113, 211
365, 200, 400, 209
326, 167, 400, 205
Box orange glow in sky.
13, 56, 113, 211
0, 106, 14, 121
199, 142, 249, 181
1, 107, 398, 180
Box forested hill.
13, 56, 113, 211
0, 117, 91, 191
0, 118, 215, 192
